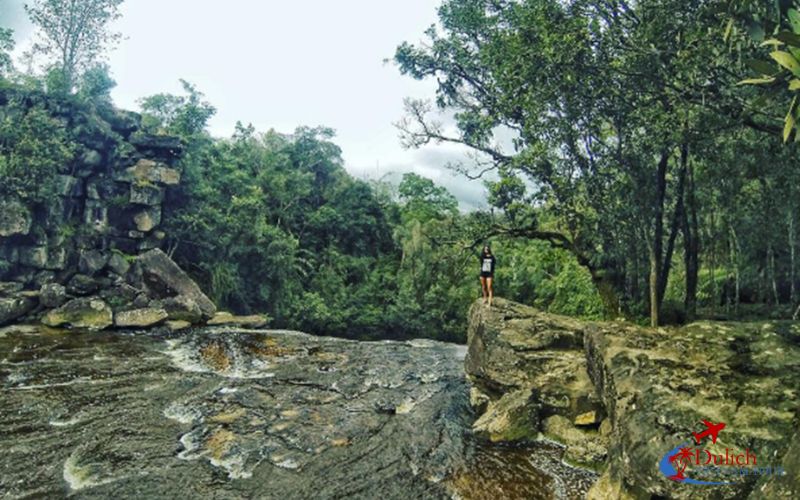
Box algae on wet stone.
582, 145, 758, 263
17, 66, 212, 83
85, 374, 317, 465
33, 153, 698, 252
42, 297, 113, 330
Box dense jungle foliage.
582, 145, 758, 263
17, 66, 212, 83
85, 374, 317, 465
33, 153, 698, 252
2, 0, 800, 341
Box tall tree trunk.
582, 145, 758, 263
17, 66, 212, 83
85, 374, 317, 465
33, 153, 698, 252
729, 224, 741, 315
709, 209, 717, 313
649, 151, 671, 327
789, 209, 796, 305
768, 243, 779, 305
658, 144, 688, 309
682, 151, 699, 321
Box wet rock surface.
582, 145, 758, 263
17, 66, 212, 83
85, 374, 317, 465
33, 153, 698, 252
465, 299, 607, 467
0, 325, 601, 499
41, 297, 114, 330
465, 297, 800, 499
585, 319, 800, 499
0, 326, 472, 498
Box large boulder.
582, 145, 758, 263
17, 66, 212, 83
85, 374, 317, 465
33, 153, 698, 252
137, 249, 216, 318
466, 298, 605, 465
115, 159, 180, 185
114, 307, 168, 328
158, 295, 203, 323
466, 298, 800, 499
66, 274, 103, 296
99, 282, 143, 311
39, 283, 67, 308
0, 198, 32, 237
471, 388, 539, 442
18, 247, 48, 268
42, 297, 113, 330
78, 249, 109, 275
584, 320, 800, 499
106, 252, 131, 277
0, 295, 36, 326
44, 247, 66, 270
133, 206, 161, 232
129, 184, 164, 206
128, 135, 184, 162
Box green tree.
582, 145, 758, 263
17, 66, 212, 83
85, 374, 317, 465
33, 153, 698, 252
139, 80, 217, 138
0, 28, 14, 78
24, 0, 124, 90
398, 172, 458, 223
394, 0, 764, 326
728, 1, 800, 141
0, 96, 75, 201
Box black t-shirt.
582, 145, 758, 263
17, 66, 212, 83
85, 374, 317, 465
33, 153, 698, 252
479, 255, 496, 275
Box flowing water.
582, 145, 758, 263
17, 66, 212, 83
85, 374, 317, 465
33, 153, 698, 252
0, 326, 595, 499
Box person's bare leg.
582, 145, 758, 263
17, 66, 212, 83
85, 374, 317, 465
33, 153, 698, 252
480, 276, 488, 303
487, 277, 493, 307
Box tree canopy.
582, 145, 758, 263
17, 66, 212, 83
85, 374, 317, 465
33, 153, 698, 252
24, 0, 124, 91
395, 0, 800, 326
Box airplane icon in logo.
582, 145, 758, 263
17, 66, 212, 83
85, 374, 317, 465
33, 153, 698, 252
693, 420, 726, 444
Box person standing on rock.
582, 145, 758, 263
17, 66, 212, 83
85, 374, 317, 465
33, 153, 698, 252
478, 245, 496, 307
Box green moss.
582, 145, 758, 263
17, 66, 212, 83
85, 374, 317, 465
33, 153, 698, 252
108, 194, 129, 207
41, 299, 113, 330
111, 248, 137, 263
56, 223, 77, 240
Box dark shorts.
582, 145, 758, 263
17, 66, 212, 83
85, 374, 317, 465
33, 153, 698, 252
479, 272, 494, 279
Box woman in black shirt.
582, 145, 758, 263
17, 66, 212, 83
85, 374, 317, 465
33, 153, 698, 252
478, 245, 496, 307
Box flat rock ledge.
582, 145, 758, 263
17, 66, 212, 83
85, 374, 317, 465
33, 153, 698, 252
465, 297, 800, 499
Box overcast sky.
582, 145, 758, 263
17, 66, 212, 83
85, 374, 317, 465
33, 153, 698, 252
1, 0, 490, 210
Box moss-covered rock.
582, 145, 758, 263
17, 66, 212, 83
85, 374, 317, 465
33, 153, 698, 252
42, 297, 113, 330
0, 87, 220, 335
206, 311, 268, 328
472, 388, 539, 442
0, 198, 32, 237
467, 298, 800, 499
750, 431, 800, 498
584, 320, 800, 499
465, 298, 605, 467
114, 307, 167, 328
542, 415, 607, 465
0, 295, 36, 326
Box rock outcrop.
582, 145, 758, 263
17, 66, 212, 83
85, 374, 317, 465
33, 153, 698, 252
466, 297, 800, 499
466, 299, 607, 466
136, 249, 216, 318
0, 88, 222, 331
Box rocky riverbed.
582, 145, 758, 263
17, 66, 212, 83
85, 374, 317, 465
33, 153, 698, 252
0, 324, 596, 499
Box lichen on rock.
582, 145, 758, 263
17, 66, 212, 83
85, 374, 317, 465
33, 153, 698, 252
42, 297, 113, 330
466, 297, 800, 499
465, 298, 607, 467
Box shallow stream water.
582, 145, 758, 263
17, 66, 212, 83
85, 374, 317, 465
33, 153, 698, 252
0, 326, 595, 499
